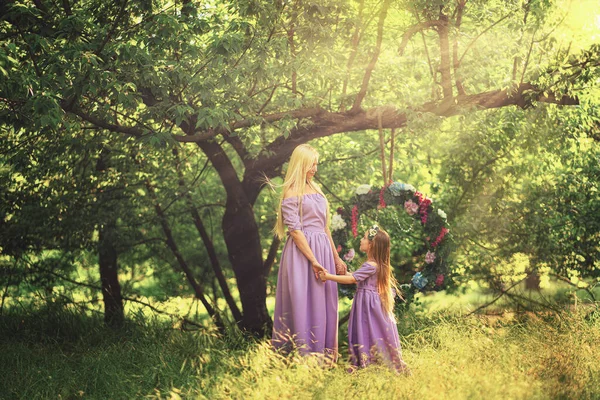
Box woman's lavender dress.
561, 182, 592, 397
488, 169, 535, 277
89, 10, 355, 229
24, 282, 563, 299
348, 262, 408, 372
272, 193, 338, 358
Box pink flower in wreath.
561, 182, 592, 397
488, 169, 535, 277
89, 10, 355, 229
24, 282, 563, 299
336, 244, 342, 253
425, 251, 436, 264
435, 274, 445, 286
343, 248, 355, 262
378, 186, 387, 209
404, 200, 419, 216
432, 227, 450, 247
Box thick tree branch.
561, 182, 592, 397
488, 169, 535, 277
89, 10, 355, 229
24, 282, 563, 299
340, 0, 365, 112
351, 0, 392, 113
452, 0, 467, 96
68, 107, 145, 137
263, 235, 281, 276
437, 12, 453, 99
173, 107, 325, 143
145, 179, 225, 332
173, 148, 243, 322
243, 82, 578, 193
61, 0, 72, 16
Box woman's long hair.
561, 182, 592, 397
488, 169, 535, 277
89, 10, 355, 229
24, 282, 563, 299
367, 228, 400, 315
273, 144, 329, 240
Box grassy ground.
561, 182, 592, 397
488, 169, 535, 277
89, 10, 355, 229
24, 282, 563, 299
1, 297, 600, 400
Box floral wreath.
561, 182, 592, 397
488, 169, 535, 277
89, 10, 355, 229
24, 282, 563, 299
331, 182, 453, 307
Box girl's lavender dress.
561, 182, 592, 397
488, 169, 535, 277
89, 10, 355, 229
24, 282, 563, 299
348, 262, 408, 372
272, 193, 338, 358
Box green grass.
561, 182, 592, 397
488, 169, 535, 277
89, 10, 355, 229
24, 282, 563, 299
1, 300, 600, 400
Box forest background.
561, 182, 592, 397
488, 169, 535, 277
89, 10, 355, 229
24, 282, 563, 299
1, 0, 600, 398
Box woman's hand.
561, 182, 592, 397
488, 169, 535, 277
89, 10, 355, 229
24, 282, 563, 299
335, 258, 347, 275
311, 260, 326, 281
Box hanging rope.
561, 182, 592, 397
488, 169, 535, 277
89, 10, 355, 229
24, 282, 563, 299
377, 110, 388, 185
389, 127, 395, 183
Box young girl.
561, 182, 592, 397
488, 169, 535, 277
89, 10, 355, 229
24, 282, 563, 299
319, 225, 409, 373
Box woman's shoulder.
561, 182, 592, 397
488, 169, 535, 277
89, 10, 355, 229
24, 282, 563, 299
364, 261, 378, 268
283, 186, 320, 200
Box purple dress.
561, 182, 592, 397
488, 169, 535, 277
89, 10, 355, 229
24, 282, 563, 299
272, 193, 338, 358
348, 262, 408, 372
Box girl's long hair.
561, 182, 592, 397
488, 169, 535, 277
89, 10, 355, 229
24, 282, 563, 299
273, 144, 329, 240
367, 228, 400, 315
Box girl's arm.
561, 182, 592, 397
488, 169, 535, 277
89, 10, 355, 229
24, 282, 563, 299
319, 271, 356, 285
289, 230, 326, 278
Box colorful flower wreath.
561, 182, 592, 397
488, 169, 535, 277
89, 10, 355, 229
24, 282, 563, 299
332, 182, 454, 308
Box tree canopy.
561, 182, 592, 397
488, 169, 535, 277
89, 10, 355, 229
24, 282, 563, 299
1, 0, 599, 333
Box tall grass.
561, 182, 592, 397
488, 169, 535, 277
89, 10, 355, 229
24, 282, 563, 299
1, 303, 599, 399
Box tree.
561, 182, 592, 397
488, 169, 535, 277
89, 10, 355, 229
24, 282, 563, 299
1, 0, 597, 333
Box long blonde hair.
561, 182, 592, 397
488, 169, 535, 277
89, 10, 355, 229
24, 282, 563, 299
367, 228, 400, 315
274, 144, 329, 239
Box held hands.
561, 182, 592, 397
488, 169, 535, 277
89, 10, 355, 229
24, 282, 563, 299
311, 260, 326, 281
318, 270, 328, 282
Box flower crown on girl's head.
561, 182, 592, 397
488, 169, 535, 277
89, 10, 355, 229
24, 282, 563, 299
367, 224, 379, 241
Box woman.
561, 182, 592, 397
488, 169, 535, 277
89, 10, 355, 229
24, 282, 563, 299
271, 144, 346, 360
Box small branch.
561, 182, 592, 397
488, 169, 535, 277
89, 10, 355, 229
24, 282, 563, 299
68, 107, 145, 137
96, 0, 129, 58
287, 7, 298, 94
504, 291, 560, 313
466, 277, 526, 316
339, 311, 350, 327
398, 20, 444, 56
457, 11, 514, 68
550, 273, 596, 302
145, 178, 225, 331
410, 5, 437, 92
263, 235, 281, 276
257, 85, 279, 115
519, 26, 538, 86
314, 175, 347, 205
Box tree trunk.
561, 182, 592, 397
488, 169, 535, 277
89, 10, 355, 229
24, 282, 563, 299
96, 149, 124, 328
222, 201, 271, 335
198, 140, 271, 335
438, 15, 453, 99
98, 224, 125, 328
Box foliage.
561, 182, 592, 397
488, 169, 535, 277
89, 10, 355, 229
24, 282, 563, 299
2, 303, 600, 399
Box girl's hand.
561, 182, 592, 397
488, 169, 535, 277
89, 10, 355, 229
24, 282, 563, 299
311, 260, 326, 281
